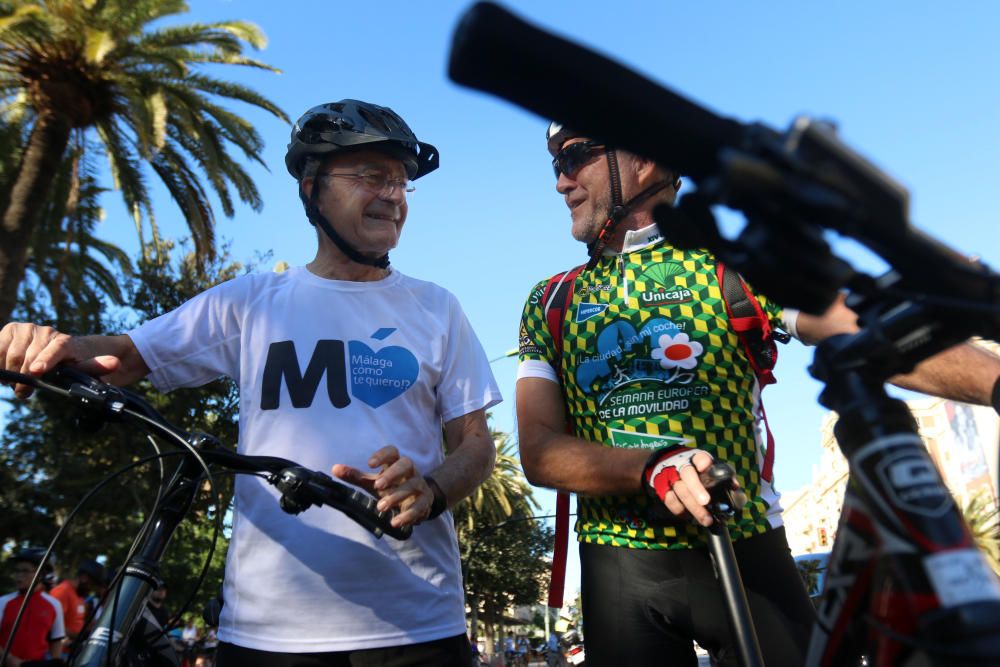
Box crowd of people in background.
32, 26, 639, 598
1, 549, 219, 667
467, 628, 570, 667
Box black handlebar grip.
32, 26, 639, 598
306, 473, 412, 541
699, 462, 748, 513
339, 485, 413, 541
447, 1, 745, 181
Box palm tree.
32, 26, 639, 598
25, 141, 132, 327
0, 0, 288, 322
962, 491, 1000, 575
1, 112, 129, 327
455, 425, 543, 654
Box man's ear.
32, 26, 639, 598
300, 176, 315, 201
633, 155, 660, 186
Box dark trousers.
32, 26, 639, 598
216, 633, 472, 667
580, 526, 816, 666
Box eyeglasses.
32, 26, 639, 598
321, 171, 415, 196
552, 141, 605, 179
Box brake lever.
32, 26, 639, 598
273, 467, 412, 541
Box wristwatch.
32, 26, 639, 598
424, 475, 448, 520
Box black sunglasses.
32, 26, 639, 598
552, 141, 605, 179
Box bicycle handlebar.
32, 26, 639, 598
0, 367, 412, 540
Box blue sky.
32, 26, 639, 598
82, 1, 999, 590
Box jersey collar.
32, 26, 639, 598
616, 223, 664, 254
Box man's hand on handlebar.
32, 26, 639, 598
0, 322, 122, 398
331, 445, 436, 528
643, 447, 724, 527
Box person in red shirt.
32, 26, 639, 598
0, 548, 66, 666
48, 559, 104, 654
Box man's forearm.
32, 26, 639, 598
520, 427, 651, 497
429, 438, 494, 509
890, 342, 1000, 405
517, 377, 651, 496
434, 411, 497, 508
75, 334, 150, 385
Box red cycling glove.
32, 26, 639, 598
642, 446, 711, 503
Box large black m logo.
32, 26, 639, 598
260, 340, 351, 410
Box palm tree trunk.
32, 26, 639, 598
0, 112, 72, 322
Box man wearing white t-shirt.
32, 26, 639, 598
0, 99, 501, 666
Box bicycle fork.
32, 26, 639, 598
73, 458, 202, 666
808, 371, 1000, 666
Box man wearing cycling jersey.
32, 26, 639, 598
1, 548, 66, 666
0, 99, 501, 667
516, 124, 1000, 666
49, 558, 104, 657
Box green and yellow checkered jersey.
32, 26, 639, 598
519, 243, 785, 550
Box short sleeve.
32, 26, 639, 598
753, 289, 786, 332
48, 594, 66, 641
435, 295, 503, 422
518, 278, 558, 366
128, 277, 247, 392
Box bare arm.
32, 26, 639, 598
1, 323, 150, 397
332, 409, 497, 528
2, 652, 25, 667
48, 637, 65, 660
516, 376, 715, 525
516, 376, 649, 495
433, 408, 497, 507
795, 297, 1000, 405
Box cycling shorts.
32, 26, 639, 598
580, 527, 815, 666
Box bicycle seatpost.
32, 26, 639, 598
701, 463, 764, 667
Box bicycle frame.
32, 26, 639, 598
0, 367, 409, 667
72, 451, 205, 667
805, 345, 1000, 666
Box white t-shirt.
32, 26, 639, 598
128, 266, 502, 652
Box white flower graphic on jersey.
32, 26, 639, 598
651, 333, 703, 370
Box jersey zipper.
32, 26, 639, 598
618, 254, 629, 301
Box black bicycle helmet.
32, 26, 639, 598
12, 547, 53, 569
12, 547, 57, 586
286, 100, 439, 269
285, 99, 439, 181
546, 121, 679, 269
77, 558, 105, 584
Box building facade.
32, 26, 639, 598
783, 396, 1000, 556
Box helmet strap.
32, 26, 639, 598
585, 150, 673, 270
306, 179, 390, 269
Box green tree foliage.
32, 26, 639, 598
22, 138, 133, 330
454, 431, 553, 652
1, 115, 131, 330
454, 427, 534, 532
963, 491, 1000, 576
1, 240, 249, 620
0, 0, 289, 322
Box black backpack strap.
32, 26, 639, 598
717, 261, 787, 482
717, 262, 786, 386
